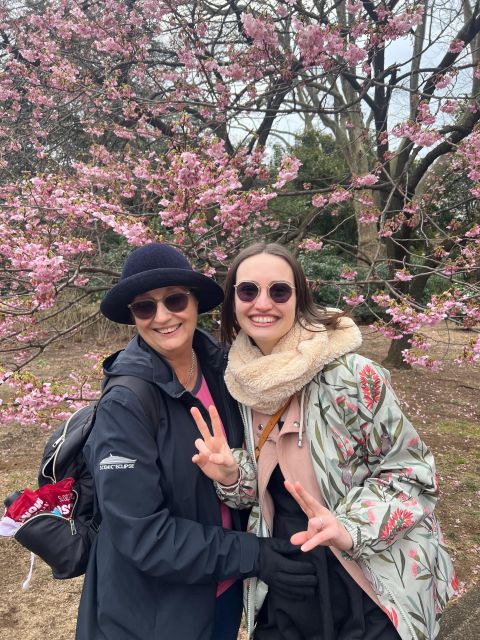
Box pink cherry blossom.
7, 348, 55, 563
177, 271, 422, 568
448, 39, 465, 53
312, 194, 328, 208
273, 156, 302, 189
299, 239, 324, 251
343, 292, 365, 306
394, 269, 414, 282
352, 174, 379, 188
340, 268, 357, 281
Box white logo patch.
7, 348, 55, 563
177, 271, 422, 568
100, 453, 137, 470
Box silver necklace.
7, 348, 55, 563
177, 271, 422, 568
182, 348, 197, 388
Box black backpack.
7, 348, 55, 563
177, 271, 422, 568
13, 375, 158, 580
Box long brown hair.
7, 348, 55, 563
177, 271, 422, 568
221, 242, 344, 346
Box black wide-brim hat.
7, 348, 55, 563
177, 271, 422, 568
100, 243, 224, 324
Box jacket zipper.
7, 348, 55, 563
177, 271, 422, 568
223, 357, 259, 639
369, 568, 416, 639
239, 404, 259, 640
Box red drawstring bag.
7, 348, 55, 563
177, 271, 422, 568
6, 478, 75, 522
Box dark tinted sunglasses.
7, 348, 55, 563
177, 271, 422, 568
128, 291, 191, 320
234, 281, 295, 304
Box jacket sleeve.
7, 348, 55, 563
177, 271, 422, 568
214, 447, 257, 508
319, 357, 438, 560
84, 389, 259, 583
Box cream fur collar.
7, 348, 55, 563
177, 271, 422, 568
225, 316, 362, 414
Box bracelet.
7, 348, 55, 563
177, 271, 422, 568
216, 470, 242, 493
219, 471, 241, 489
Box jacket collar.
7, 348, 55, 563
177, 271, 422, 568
103, 329, 225, 400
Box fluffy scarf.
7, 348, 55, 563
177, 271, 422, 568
225, 316, 362, 414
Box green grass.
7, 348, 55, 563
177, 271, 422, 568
464, 477, 479, 491
437, 419, 480, 438
1, 468, 38, 494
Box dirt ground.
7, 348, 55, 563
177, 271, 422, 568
0, 325, 479, 638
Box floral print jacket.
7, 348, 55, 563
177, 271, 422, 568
217, 353, 456, 640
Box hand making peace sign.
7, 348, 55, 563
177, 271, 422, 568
284, 480, 354, 552
191, 405, 240, 486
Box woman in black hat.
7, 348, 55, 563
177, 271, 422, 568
76, 243, 317, 640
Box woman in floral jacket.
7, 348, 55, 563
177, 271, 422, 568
192, 242, 456, 640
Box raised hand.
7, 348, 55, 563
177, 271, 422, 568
191, 405, 239, 486
284, 480, 353, 552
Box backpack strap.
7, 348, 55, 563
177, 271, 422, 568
101, 375, 160, 434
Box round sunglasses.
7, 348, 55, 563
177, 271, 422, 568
234, 280, 295, 304
128, 291, 191, 320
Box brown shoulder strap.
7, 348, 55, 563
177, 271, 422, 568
255, 398, 291, 461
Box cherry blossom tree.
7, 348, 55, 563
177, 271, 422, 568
0, 0, 479, 424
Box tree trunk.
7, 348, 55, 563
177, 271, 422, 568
356, 217, 380, 264
382, 334, 412, 369
353, 188, 385, 265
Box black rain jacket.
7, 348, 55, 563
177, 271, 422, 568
76, 330, 259, 640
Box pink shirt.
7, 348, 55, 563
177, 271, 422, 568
195, 376, 235, 598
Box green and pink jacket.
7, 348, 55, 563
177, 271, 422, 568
217, 353, 456, 640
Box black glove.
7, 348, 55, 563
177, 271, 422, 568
256, 538, 317, 601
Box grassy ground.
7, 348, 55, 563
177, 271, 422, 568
0, 325, 479, 638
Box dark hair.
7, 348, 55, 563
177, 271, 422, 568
220, 242, 344, 345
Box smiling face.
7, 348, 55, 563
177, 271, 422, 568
132, 286, 198, 362
234, 253, 296, 355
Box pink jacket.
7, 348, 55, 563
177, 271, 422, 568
253, 393, 380, 606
